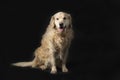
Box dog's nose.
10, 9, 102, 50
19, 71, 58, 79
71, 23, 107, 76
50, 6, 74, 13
59, 23, 63, 27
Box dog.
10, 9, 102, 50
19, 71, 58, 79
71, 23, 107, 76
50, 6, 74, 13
12, 11, 74, 74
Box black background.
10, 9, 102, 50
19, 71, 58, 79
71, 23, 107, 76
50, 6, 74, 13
1, 0, 120, 80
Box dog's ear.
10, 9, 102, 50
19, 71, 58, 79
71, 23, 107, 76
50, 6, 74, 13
49, 15, 55, 28
68, 14, 72, 28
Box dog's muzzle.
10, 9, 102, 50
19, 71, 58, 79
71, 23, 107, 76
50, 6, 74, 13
58, 23, 66, 32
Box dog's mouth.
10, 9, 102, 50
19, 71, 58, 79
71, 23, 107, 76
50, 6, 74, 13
58, 26, 66, 32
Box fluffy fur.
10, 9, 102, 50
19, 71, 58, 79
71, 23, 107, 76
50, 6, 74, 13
12, 11, 74, 74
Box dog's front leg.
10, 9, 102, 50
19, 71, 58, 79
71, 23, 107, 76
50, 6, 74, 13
62, 49, 69, 72
49, 42, 57, 74
50, 54, 57, 74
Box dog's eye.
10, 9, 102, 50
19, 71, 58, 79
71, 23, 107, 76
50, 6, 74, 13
63, 17, 66, 20
56, 18, 59, 20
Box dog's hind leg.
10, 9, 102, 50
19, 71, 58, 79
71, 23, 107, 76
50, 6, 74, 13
32, 56, 40, 68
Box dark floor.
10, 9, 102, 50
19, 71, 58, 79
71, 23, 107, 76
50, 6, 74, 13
3, 59, 120, 80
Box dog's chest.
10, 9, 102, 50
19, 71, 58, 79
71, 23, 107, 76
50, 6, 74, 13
53, 35, 67, 50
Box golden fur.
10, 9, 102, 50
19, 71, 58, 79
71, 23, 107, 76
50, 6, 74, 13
12, 11, 74, 74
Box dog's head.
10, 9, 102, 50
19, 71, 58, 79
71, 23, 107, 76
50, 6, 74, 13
49, 12, 72, 33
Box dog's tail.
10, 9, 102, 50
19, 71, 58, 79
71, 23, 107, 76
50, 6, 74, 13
12, 61, 33, 67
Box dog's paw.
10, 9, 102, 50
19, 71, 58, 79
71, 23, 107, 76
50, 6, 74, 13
62, 67, 68, 72
50, 70, 57, 74
40, 65, 47, 70
50, 67, 57, 74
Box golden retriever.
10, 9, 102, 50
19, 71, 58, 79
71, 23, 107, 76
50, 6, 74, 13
12, 11, 74, 74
